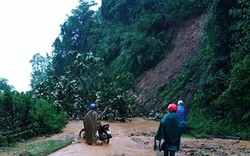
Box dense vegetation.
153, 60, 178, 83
150, 0, 250, 139
0, 79, 67, 145
0, 0, 249, 146
31, 0, 210, 120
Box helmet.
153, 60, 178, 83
168, 103, 178, 112
178, 100, 184, 105
90, 103, 97, 110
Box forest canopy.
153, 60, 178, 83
33, 0, 250, 139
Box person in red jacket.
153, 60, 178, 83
155, 103, 186, 156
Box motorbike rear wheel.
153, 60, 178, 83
79, 128, 85, 139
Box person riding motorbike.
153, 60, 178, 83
83, 103, 100, 145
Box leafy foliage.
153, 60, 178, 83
29, 99, 68, 134
32, 1, 141, 120
0, 91, 67, 145
30, 53, 52, 90
189, 0, 250, 139
147, 0, 250, 139
0, 78, 14, 92
51, 1, 98, 76
27, 0, 250, 140
2, 0, 212, 146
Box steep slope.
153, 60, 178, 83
136, 15, 203, 104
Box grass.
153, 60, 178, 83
0, 136, 74, 156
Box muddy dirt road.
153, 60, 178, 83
48, 118, 250, 156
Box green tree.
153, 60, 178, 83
0, 78, 13, 92
30, 53, 52, 90
52, 1, 97, 77
29, 99, 67, 134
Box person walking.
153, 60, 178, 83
83, 103, 100, 145
155, 103, 186, 156
176, 100, 186, 122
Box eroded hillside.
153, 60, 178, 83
136, 15, 203, 104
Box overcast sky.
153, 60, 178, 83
0, 0, 101, 92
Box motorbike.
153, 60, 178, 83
79, 123, 112, 144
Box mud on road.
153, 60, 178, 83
48, 118, 250, 156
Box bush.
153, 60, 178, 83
29, 99, 68, 134
0, 131, 8, 146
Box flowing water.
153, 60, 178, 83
48, 118, 250, 156
48, 118, 159, 156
